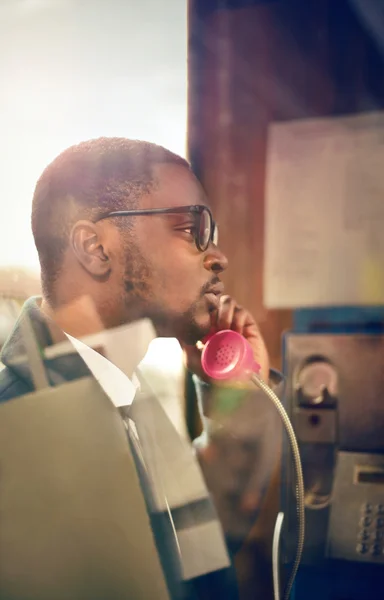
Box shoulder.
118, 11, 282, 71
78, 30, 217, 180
0, 366, 31, 403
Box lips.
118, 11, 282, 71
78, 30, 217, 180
204, 292, 221, 309
204, 282, 224, 309
205, 282, 225, 296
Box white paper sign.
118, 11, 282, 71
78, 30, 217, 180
264, 111, 384, 308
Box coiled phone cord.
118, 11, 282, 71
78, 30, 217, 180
251, 374, 305, 600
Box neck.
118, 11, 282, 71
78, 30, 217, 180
41, 295, 107, 343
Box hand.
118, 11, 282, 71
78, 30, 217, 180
193, 365, 281, 542
181, 295, 270, 382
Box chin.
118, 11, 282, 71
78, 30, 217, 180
148, 304, 212, 344
184, 315, 212, 344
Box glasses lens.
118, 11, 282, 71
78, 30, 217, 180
212, 224, 218, 246
198, 208, 212, 250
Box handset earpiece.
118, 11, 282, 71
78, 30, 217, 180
201, 329, 261, 381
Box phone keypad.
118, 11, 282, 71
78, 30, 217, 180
356, 503, 384, 557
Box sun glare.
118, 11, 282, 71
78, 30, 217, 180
0, 0, 187, 271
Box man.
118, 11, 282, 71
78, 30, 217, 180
0, 138, 281, 598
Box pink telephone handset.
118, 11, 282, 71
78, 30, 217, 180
200, 329, 261, 381
200, 329, 304, 600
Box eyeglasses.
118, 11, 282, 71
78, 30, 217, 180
94, 205, 218, 252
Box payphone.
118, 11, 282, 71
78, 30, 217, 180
282, 312, 384, 600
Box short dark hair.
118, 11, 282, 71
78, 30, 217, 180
31, 137, 189, 299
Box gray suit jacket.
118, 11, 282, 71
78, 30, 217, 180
0, 297, 283, 599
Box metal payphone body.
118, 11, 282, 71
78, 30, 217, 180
282, 330, 384, 600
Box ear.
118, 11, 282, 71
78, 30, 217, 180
70, 220, 111, 277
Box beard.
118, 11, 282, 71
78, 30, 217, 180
122, 256, 213, 344
120, 233, 219, 344
145, 303, 212, 345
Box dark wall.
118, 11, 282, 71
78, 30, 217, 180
187, 1, 384, 598
188, 0, 384, 368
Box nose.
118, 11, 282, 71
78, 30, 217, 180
203, 244, 228, 274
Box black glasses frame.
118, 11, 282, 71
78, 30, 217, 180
94, 204, 217, 252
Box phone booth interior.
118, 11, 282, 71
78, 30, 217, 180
263, 113, 384, 599
281, 308, 384, 600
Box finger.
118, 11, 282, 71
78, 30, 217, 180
231, 306, 248, 334
243, 319, 263, 344
210, 308, 219, 330
216, 295, 237, 330
242, 311, 264, 343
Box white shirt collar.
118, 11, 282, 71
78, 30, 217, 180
65, 333, 139, 408
60, 318, 156, 408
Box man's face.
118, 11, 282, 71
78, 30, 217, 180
110, 164, 228, 343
